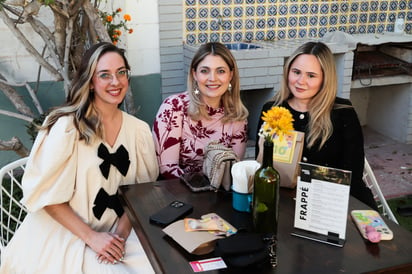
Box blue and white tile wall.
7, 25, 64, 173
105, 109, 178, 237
184, 0, 411, 45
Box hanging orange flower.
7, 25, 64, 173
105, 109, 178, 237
99, 8, 133, 44
123, 14, 131, 21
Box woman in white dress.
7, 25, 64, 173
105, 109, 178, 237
0, 42, 159, 273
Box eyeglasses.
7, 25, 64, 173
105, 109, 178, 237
96, 69, 130, 82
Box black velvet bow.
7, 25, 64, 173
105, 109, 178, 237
92, 188, 124, 220
98, 143, 130, 179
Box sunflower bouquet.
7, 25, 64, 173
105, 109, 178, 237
259, 106, 294, 143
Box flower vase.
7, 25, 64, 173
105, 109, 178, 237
252, 139, 280, 234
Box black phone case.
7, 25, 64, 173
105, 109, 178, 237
149, 201, 193, 227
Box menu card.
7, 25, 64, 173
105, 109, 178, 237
291, 162, 351, 247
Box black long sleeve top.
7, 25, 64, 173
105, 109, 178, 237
256, 97, 377, 209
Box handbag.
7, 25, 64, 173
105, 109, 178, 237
202, 140, 238, 191
214, 232, 270, 268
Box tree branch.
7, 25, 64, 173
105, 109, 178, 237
0, 81, 34, 117
0, 8, 62, 80
0, 137, 29, 157
0, 109, 33, 122
82, 0, 111, 42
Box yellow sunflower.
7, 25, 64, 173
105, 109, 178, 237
261, 106, 294, 142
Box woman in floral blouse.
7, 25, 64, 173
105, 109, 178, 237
153, 42, 249, 179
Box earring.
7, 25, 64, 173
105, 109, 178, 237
228, 83, 232, 93
193, 83, 200, 95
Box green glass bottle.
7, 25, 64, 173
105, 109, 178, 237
253, 139, 280, 234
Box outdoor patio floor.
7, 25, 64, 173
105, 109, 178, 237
363, 126, 412, 200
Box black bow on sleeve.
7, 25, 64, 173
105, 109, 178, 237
92, 188, 124, 220
98, 143, 130, 179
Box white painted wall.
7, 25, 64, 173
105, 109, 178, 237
0, 7, 55, 82
0, 0, 160, 82
108, 0, 160, 76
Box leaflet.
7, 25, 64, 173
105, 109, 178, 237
292, 162, 351, 247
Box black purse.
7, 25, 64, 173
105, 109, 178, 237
214, 232, 273, 268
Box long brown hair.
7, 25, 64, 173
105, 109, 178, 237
187, 42, 248, 123
273, 41, 342, 149
41, 42, 131, 144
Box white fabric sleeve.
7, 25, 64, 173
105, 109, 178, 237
133, 118, 159, 183
21, 116, 78, 212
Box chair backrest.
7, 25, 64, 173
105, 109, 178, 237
0, 157, 29, 257
363, 158, 399, 224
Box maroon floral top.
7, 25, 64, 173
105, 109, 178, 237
152, 92, 248, 179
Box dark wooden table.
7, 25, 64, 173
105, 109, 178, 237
119, 179, 412, 274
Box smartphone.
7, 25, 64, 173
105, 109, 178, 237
180, 172, 212, 192
351, 210, 393, 240
149, 201, 193, 227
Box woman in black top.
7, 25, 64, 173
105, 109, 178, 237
256, 41, 377, 210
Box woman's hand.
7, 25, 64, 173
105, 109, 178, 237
91, 232, 125, 264
44, 203, 127, 265
94, 213, 132, 264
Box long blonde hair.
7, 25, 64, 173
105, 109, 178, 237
273, 41, 341, 149
41, 42, 131, 144
187, 42, 248, 123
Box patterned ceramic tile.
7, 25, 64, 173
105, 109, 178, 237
380, 1, 388, 11
268, 5, 276, 16
289, 16, 297, 27
267, 30, 275, 39
390, 1, 398, 11
279, 5, 288, 15
268, 18, 276, 27
370, 1, 379, 11
234, 7, 243, 17
257, 6, 266, 16
299, 16, 307, 27
186, 0, 195, 5
257, 19, 266, 29
369, 13, 377, 23
368, 25, 376, 33
330, 15, 338, 26
256, 31, 265, 40
184, 0, 411, 44
340, 15, 348, 24
300, 4, 309, 14
320, 3, 329, 14
351, 2, 359, 12
279, 17, 287, 27
360, 2, 369, 12
319, 16, 328, 26
288, 29, 297, 39
360, 14, 368, 24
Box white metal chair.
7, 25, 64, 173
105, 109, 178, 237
0, 157, 28, 259
363, 158, 399, 224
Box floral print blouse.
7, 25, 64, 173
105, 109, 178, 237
153, 92, 248, 179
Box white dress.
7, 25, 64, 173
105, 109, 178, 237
0, 112, 159, 274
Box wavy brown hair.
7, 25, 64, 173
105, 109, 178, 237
41, 42, 131, 144
272, 41, 347, 149
187, 42, 248, 123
